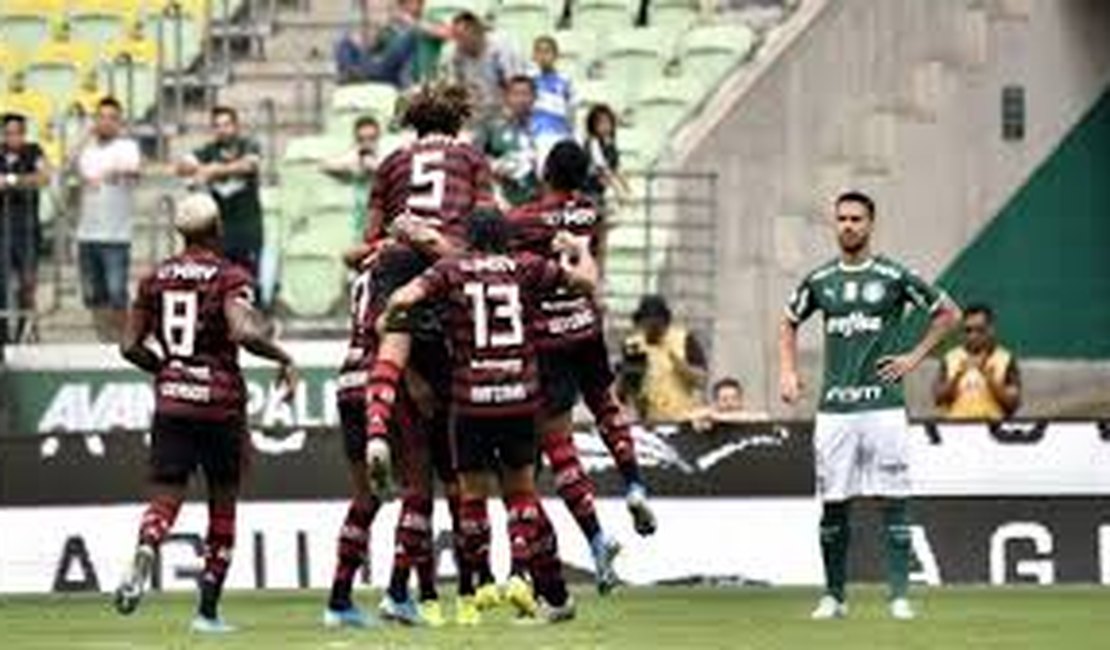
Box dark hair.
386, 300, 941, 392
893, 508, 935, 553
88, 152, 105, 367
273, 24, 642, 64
586, 103, 617, 139
467, 208, 510, 253
835, 190, 875, 218
354, 115, 380, 133
402, 82, 472, 137
543, 140, 590, 192
534, 35, 558, 54
964, 302, 994, 323
2, 113, 26, 128
453, 10, 483, 29
633, 294, 671, 325
713, 377, 742, 397
506, 74, 535, 93
97, 96, 123, 113
210, 105, 239, 123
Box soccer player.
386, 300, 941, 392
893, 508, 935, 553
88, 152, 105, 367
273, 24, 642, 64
113, 193, 298, 633
779, 191, 960, 621
382, 209, 596, 625
348, 82, 500, 624
508, 141, 657, 594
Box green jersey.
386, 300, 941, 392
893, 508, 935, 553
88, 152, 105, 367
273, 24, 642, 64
785, 255, 946, 413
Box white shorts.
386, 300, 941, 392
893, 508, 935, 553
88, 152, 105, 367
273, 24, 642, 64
813, 408, 911, 502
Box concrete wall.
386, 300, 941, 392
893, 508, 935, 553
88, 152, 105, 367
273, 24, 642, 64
671, 0, 1110, 416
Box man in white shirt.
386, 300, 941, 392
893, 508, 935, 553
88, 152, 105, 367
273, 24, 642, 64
74, 96, 141, 341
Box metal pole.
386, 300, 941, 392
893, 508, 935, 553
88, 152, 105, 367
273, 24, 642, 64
155, 6, 168, 161
221, 0, 232, 74
259, 99, 278, 185
643, 170, 654, 297
170, 3, 186, 128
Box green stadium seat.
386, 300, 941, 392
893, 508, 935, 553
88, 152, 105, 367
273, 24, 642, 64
574, 77, 624, 115
496, 0, 555, 52
67, 10, 131, 54
0, 14, 55, 52
425, 0, 490, 23
279, 255, 344, 317
24, 41, 95, 114
678, 23, 756, 90
282, 134, 350, 164
328, 82, 399, 137
102, 38, 159, 118
648, 0, 700, 30
629, 76, 699, 134
599, 27, 677, 104
615, 125, 664, 170
574, 0, 633, 33
552, 29, 598, 81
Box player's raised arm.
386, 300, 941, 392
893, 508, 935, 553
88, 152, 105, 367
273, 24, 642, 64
119, 277, 162, 375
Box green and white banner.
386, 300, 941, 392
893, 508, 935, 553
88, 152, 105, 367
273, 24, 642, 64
4, 342, 351, 436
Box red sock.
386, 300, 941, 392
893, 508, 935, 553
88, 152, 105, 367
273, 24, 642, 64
199, 500, 236, 619
583, 385, 643, 486
388, 494, 434, 602
542, 427, 601, 542
138, 493, 183, 548
456, 497, 490, 597
328, 497, 381, 610
365, 359, 403, 440
509, 495, 567, 607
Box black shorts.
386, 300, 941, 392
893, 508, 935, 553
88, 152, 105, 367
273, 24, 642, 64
539, 333, 617, 416
337, 396, 455, 484
149, 414, 246, 488
452, 414, 537, 473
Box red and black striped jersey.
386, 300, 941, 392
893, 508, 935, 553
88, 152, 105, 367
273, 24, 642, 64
133, 248, 253, 421
337, 265, 380, 404
507, 191, 604, 349
418, 251, 568, 417
367, 135, 494, 244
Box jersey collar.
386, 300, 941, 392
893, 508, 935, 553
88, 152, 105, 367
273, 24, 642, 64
838, 257, 875, 273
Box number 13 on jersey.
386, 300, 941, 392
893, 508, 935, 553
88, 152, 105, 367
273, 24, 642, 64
464, 282, 523, 349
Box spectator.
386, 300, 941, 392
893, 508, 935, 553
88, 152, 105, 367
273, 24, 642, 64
334, 0, 448, 87
321, 114, 381, 242
72, 97, 140, 342
582, 103, 629, 209
474, 75, 540, 206
178, 106, 264, 279
529, 35, 575, 161
618, 294, 708, 424
0, 113, 49, 343
934, 303, 1021, 420
691, 377, 770, 431
445, 11, 526, 124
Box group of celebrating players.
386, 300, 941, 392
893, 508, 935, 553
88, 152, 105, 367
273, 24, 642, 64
109, 82, 657, 633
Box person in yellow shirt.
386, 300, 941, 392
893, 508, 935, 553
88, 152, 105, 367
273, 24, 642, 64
619, 295, 708, 424
933, 303, 1021, 420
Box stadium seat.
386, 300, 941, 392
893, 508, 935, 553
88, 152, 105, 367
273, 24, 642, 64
598, 27, 676, 104
279, 255, 345, 317
425, 0, 490, 23
574, 77, 625, 116
629, 76, 699, 134
67, 6, 136, 55
647, 0, 700, 30
574, 0, 633, 33
23, 41, 95, 114
328, 82, 399, 136
282, 134, 350, 164
0, 11, 56, 52
616, 124, 664, 170
496, 0, 555, 52
102, 38, 159, 118
0, 45, 21, 93
552, 29, 598, 80
678, 23, 756, 90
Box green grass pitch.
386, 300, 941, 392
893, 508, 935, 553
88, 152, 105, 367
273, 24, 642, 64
1, 586, 1107, 649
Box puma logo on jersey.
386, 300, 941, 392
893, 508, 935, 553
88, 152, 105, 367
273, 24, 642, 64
826, 312, 883, 337
158, 262, 219, 281
545, 207, 597, 227
825, 384, 884, 404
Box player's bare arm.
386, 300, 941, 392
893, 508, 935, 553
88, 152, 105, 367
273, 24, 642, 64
986, 358, 1022, 415
877, 297, 962, 383
778, 317, 803, 404
376, 279, 430, 335
225, 297, 299, 398
119, 306, 162, 375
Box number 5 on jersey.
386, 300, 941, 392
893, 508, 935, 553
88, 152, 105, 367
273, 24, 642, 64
464, 282, 523, 349
408, 150, 446, 210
